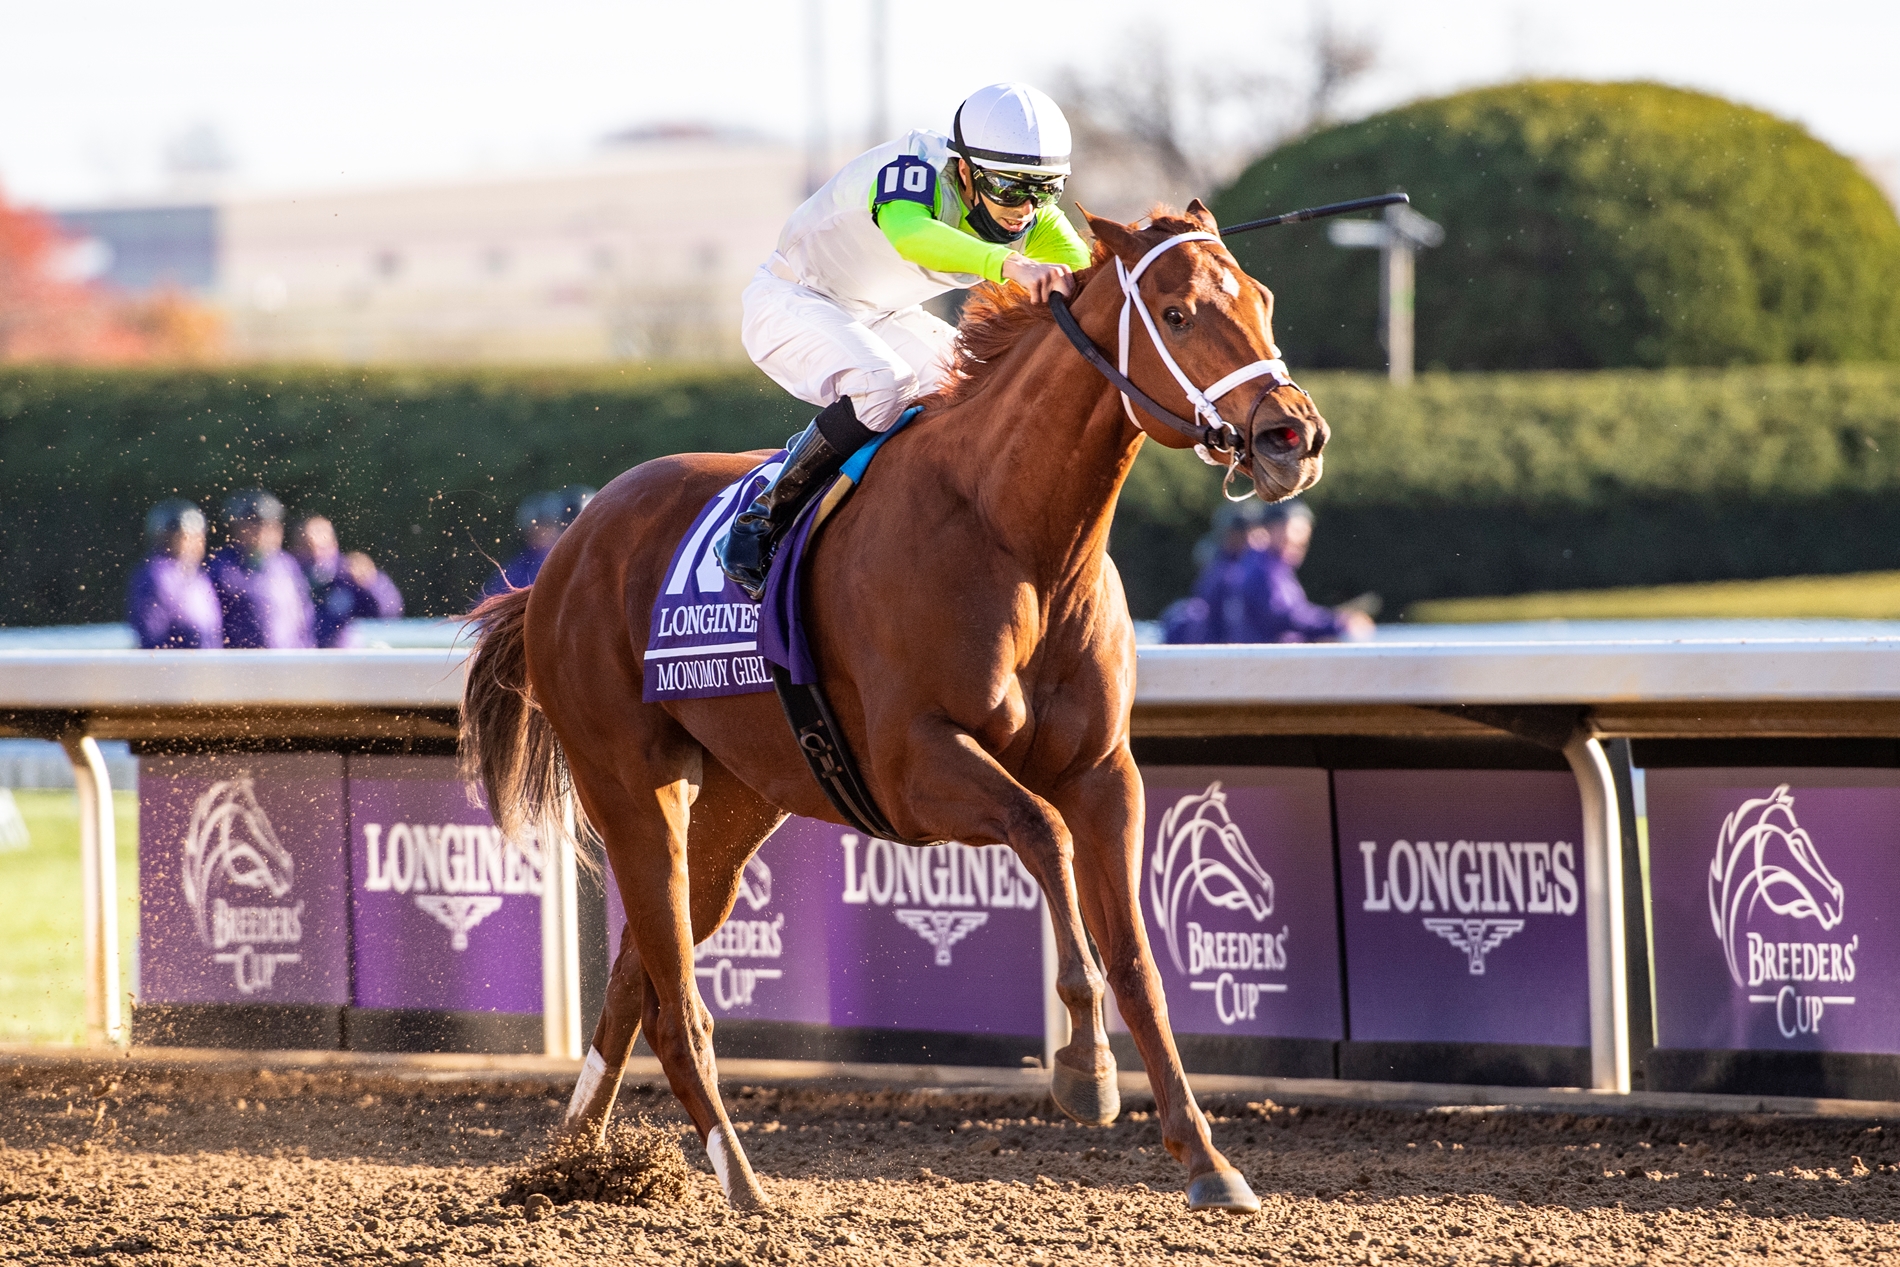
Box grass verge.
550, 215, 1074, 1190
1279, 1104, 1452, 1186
1406, 571, 1900, 623
0, 790, 139, 1045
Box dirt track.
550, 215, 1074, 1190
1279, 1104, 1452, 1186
3, 1057, 1899, 1265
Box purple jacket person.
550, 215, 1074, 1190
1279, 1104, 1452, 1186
209, 490, 316, 649
293, 516, 404, 648
126, 500, 223, 649
1165, 499, 1371, 644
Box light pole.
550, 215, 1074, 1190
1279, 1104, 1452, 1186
805, 0, 829, 196
1327, 199, 1444, 385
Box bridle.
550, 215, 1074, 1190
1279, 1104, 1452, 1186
1048, 230, 1303, 501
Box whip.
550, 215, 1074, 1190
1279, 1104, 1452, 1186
1220, 192, 1409, 236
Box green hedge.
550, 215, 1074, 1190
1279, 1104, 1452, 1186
1212, 81, 1900, 370
6, 364, 1900, 628
0, 366, 806, 627
1116, 365, 1900, 614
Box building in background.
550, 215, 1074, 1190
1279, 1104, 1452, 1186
52, 129, 804, 363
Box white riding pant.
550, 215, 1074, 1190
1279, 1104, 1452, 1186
741, 265, 958, 433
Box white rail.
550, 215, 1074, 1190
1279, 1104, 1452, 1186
9, 639, 1900, 1085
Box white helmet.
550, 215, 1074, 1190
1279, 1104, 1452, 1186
951, 83, 1072, 177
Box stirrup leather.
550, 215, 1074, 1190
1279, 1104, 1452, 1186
718, 420, 850, 599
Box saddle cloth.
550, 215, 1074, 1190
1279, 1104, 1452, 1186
642, 406, 919, 702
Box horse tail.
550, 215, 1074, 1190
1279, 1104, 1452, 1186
459, 586, 593, 864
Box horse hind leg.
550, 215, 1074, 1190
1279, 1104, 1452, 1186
562, 740, 782, 1208
563, 929, 648, 1145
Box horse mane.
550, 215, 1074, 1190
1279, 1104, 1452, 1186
926, 208, 1208, 409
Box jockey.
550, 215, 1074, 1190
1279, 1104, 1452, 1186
719, 81, 1091, 597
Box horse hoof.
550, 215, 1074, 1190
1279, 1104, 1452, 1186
1187, 1169, 1261, 1214
1050, 1056, 1120, 1126
727, 1183, 771, 1212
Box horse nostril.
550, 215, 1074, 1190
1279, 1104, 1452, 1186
1309, 420, 1329, 457
1274, 425, 1301, 451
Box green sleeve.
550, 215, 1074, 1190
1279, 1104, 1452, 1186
1022, 206, 1092, 270
877, 198, 1013, 281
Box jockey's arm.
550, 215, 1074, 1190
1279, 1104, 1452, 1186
875, 197, 1092, 283
875, 197, 1012, 280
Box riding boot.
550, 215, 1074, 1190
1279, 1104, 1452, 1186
719, 395, 873, 600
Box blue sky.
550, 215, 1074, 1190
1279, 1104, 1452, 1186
1, 0, 1895, 206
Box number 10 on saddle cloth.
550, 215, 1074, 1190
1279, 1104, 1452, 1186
642, 407, 919, 702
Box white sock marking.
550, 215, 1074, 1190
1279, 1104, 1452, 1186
707, 1124, 736, 1198
565, 1046, 608, 1123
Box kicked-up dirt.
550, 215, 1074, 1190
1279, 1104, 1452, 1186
2, 1054, 1898, 1264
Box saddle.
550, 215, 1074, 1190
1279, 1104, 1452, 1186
645, 408, 920, 841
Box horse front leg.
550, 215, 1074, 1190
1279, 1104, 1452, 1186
899, 729, 1117, 1125
1055, 751, 1260, 1214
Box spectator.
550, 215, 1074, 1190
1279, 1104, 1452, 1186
208, 489, 316, 648
292, 515, 404, 648
484, 485, 595, 596
1164, 499, 1374, 644
126, 500, 222, 649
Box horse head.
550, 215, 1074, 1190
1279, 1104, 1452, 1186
1707, 784, 1845, 985
1086, 201, 1328, 503
1146, 782, 1277, 977
181, 775, 296, 945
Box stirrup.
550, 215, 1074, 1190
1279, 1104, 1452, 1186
718, 403, 864, 598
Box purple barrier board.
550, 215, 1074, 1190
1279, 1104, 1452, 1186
138, 753, 350, 1006
348, 756, 543, 1015
1128, 767, 1343, 1040
606, 816, 1044, 1035
1334, 770, 1589, 1048
1646, 769, 1900, 1055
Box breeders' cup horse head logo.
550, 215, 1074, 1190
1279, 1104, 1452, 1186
1147, 782, 1274, 976
181, 776, 295, 948
1709, 784, 1844, 986
737, 854, 772, 912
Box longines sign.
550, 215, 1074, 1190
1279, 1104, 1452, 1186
1334, 769, 1590, 1049
350, 756, 545, 1016
608, 816, 1046, 1037
1647, 769, 1898, 1054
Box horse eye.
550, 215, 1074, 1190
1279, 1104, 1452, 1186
1163, 307, 1188, 328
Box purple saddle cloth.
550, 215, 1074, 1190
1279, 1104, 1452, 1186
642, 407, 917, 703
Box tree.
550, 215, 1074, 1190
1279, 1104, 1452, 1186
0, 185, 222, 363
1056, 18, 1377, 221
1212, 81, 1900, 370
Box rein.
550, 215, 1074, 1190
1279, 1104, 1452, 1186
1049, 231, 1296, 500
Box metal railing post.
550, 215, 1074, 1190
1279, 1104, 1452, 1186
60, 732, 123, 1046
1563, 730, 1630, 1093
540, 809, 583, 1060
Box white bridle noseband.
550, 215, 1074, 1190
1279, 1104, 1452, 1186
1113, 231, 1296, 462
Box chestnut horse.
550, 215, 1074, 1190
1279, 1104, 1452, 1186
461, 201, 1328, 1214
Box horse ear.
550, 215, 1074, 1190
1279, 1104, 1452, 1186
1084, 210, 1143, 264
1184, 199, 1220, 233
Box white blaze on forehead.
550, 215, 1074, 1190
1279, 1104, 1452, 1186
1219, 269, 1241, 299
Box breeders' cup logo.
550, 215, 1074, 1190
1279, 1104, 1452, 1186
1147, 784, 1288, 1026
841, 833, 1038, 966
1358, 833, 1577, 974
1708, 785, 1856, 1038
181, 777, 304, 995
696, 854, 785, 1011
361, 819, 543, 951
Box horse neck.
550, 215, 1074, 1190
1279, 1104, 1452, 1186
944, 305, 1145, 593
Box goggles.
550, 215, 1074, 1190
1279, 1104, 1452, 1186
970, 166, 1065, 209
